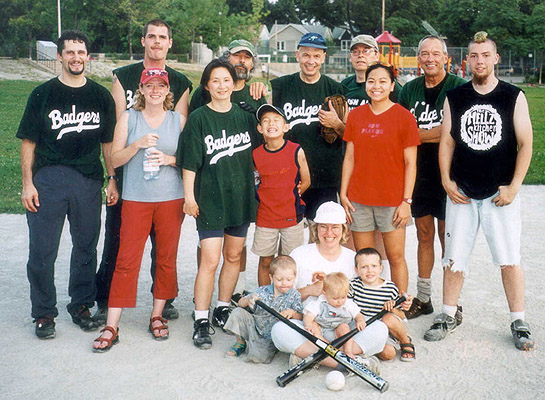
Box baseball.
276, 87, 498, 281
325, 370, 345, 391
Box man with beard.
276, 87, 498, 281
17, 30, 117, 339
398, 35, 465, 320
189, 39, 267, 113
424, 32, 534, 351
94, 19, 192, 324
342, 34, 401, 111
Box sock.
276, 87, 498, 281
194, 310, 209, 321
217, 301, 230, 308
335, 364, 347, 372
416, 277, 432, 303
442, 304, 458, 318
380, 260, 391, 280
234, 271, 246, 294
510, 311, 525, 323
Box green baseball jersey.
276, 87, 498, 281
189, 84, 267, 114
398, 73, 466, 200
398, 73, 466, 130
16, 78, 116, 181
341, 74, 402, 111
179, 104, 258, 230
113, 61, 192, 109
271, 73, 343, 189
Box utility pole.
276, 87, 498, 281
381, 0, 385, 32
57, 0, 62, 38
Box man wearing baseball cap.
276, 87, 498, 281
189, 39, 267, 113
94, 19, 192, 324
271, 32, 345, 225
342, 34, 402, 111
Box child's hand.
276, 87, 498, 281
356, 318, 366, 331
280, 308, 295, 319
246, 293, 260, 309
383, 300, 396, 312
305, 321, 321, 337
400, 293, 413, 311
312, 271, 326, 282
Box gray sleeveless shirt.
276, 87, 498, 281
122, 108, 184, 202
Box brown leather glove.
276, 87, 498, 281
320, 94, 347, 144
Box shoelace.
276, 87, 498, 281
199, 321, 215, 336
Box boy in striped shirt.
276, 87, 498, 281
349, 248, 416, 361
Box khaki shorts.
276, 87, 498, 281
251, 221, 305, 257
350, 202, 413, 233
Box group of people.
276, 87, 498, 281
18, 17, 534, 378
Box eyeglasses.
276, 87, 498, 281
351, 48, 376, 56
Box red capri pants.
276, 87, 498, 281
109, 199, 184, 308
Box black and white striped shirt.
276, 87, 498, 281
348, 277, 399, 318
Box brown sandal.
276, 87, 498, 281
149, 316, 169, 341
93, 326, 119, 353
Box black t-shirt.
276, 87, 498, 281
16, 78, 116, 181
272, 73, 343, 189
113, 62, 192, 110
424, 73, 447, 107
447, 80, 521, 199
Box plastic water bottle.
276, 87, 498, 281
253, 170, 261, 188
143, 147, 159, 180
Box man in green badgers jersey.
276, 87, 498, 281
398, 35, 465, 321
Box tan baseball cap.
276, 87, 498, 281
350, 35, 378, 52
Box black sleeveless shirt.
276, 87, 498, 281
447, 80, 521, 199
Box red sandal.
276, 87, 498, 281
149, 316, 169, 341
93, 326, 119, 353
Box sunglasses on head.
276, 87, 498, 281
145, 69, 168, 77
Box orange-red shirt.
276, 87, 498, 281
343, 103, 420, 206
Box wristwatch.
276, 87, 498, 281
402, 198, 413, 205
107, 175, 118, 181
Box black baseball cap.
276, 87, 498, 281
256, 104, 287, 122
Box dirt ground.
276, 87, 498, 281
0, 185, 543, 400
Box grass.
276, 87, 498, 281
0, 78, 543, 214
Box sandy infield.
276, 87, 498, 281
0, 186, 543, 400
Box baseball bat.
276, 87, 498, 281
275, 295, 406, 388
256, 299, 401, 392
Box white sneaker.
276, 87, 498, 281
288, 353, 303, 368
350, 355, 381, 376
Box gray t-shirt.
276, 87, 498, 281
122, 108, 184, 202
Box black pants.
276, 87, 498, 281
95, 172, 172, 308
27, 166, 102, 318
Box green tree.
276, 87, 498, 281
262, 0, 302, 26
527, 2, 545, 83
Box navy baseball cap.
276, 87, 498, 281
298, 33, 327, 50
256, 104, 287, 122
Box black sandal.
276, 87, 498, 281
400, 341, 416, 362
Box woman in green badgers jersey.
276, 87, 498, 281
178, 59, 258, 349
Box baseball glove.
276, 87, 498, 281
320, 94, 347, 144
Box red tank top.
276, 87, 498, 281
253, 140, 305, 228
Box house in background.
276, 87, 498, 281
266, 24, 333, 54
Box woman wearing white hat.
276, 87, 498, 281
270, 201, 387, 371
